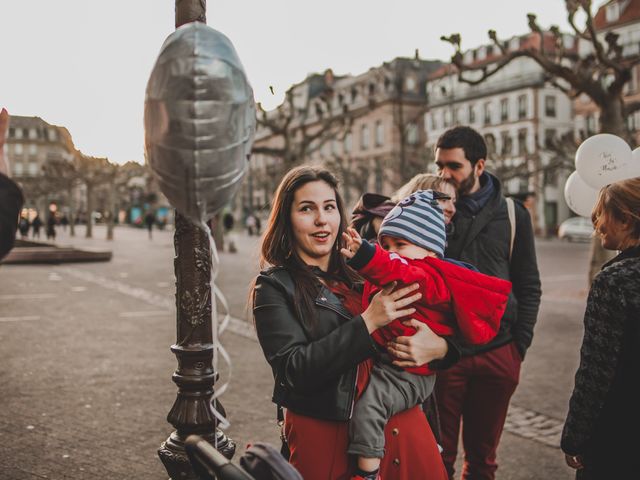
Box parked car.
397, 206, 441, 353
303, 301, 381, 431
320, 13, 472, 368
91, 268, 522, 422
558, 216, 594, 242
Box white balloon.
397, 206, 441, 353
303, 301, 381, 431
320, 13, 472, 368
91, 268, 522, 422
564, 171, 600, 218
575, 134, 633, 188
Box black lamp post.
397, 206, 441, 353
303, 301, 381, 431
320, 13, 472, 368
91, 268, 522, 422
157, 2, 236, 478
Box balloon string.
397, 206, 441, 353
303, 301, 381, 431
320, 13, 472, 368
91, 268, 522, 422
198, 220, 232, 444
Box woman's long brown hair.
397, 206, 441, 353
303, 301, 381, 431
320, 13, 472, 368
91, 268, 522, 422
253, 165, 360, 331
592, 177, 640, 250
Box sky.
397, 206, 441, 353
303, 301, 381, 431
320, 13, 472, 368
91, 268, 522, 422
0, 1, 578, 164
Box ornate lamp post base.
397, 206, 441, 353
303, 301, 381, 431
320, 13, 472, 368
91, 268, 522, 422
159, 429, 235, 479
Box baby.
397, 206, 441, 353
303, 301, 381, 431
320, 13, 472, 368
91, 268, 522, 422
341, 190, 512, 480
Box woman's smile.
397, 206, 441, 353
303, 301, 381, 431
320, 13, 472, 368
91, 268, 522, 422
290, 180, 341, 270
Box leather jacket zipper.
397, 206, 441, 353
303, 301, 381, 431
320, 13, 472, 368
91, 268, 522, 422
314, 297, 353, 320
315, 296, 360, 419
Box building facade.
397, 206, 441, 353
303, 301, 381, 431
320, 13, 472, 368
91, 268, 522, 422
424, 33, 576, 234
244, 56, 444, 214
4, 116, 77, 215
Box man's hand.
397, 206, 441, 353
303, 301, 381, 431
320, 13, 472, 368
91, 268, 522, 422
564, 454, 584, 470
387, 319, 448, 367
340, 227, 363, 260
0, 108, 9, 176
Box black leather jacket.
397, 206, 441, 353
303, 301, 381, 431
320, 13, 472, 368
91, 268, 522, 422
253, 266, 378, 422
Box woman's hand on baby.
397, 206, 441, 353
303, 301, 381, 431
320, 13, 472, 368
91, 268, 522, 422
361, 281, 421, 333
340, 227, 363, 259
387, 319, 448, 367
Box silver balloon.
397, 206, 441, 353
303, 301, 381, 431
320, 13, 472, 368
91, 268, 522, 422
144, 22, 256, 224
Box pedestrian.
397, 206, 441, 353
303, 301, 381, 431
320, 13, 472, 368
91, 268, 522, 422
31, 214, 42, 239
245, 213, 256, 236
223, 211, 234, 233
222, 211, 237, 253
60, 214, 69, 232
18, 216, 30, 239
144, 210, 155, 240
561, 177, 640, 479
252, 165, 452, 480
433, 126, 542, 479
340, 190, 511, 480
46, 215, 56, 241
254, 215, 261, 235
0, 107, 24, 260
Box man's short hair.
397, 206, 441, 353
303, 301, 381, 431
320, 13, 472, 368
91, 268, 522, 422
435, 126, 487, 167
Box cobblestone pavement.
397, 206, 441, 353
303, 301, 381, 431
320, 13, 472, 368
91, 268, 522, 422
0, 225, 588, 479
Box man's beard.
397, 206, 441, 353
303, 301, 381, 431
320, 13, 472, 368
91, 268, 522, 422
456, 170, 477, 197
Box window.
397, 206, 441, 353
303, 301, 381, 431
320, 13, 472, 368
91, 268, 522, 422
29, 144, 37, 155
14, 143, 23, 155
453, 107, 460, 125
48, 128, 58, 141
517, 95, 527, 119
405, 76, 417, 92
444, 109, 451, 128
28, 162, 39, 176
351, 87, 358, 103
500, 98, 509, 122
517, 129, 528, 155
406, 123, 419, 145
544, 128, 557, 148
468, 105, 476, 124
15, 128, 23, 139
344, 132, 353, 153
375, 120, 384, 147
501, 132, 512, 155
13, 162, 23, 176
627, 113, 636, 131
544, 168, 559, 187
483, 103, 492, 125
606, 2, 620, 23
29, 128, 37, 140
545, 96, 556, 117
586, 115, 597, 135
431, 113, 438, 130
360, 125, 370, 150
484, 134, 496, 155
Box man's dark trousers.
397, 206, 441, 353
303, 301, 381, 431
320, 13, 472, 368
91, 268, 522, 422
435, 342, 522, 480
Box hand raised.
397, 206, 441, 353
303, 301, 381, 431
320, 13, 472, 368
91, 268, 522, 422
340, 227, 363, 259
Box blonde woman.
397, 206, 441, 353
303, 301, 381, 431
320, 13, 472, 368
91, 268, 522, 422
392, 174, 457, 225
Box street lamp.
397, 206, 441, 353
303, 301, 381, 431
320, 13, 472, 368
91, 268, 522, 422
157, 2, 236, 479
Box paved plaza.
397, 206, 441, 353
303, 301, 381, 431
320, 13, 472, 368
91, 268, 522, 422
0, 225, 591, 479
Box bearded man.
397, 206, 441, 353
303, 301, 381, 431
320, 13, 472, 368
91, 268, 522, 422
433, 126, 541, 479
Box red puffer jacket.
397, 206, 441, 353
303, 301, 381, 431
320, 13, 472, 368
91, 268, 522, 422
352, 241, 512, 375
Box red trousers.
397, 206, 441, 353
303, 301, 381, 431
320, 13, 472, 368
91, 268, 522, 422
285, 406, 447, 480
434, 342, 521, 480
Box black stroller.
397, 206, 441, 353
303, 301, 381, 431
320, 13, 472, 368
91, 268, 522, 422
185, 435, 302, 480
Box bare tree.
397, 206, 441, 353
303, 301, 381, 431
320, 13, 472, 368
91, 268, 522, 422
441, 0, 638, 281
104, 161, 147, 240
75, 154, 113, 238
41, 159, 82, 236
252, 75, 354, 173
